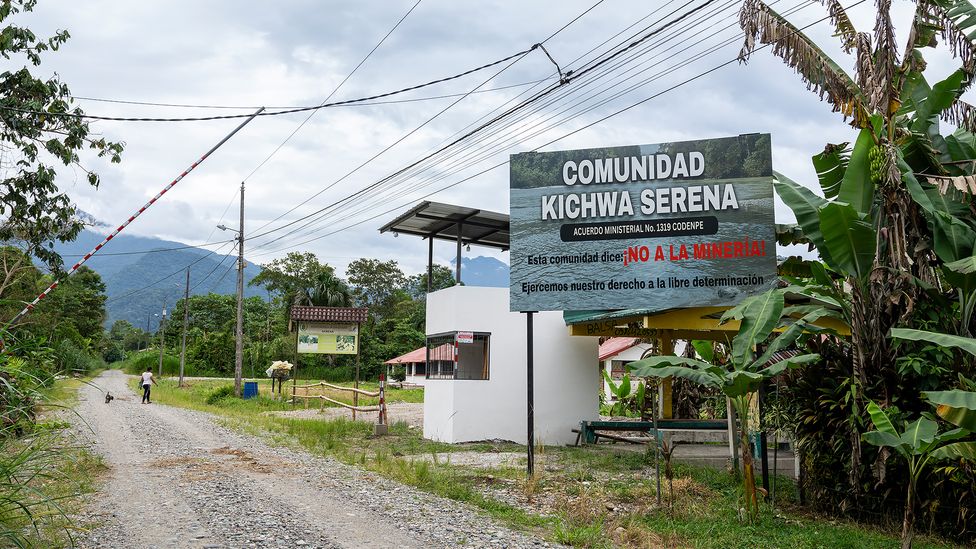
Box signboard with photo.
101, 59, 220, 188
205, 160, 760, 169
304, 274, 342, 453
509, 134, 777, 312
297, 322, 359, 355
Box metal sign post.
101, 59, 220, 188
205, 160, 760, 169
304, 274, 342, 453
525, 311, 536, 477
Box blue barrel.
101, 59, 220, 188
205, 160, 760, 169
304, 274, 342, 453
242, 381, 259, 399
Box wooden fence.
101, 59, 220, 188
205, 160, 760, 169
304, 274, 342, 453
290, 378, 387, 423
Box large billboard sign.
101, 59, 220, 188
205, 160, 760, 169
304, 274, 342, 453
509, 134, 777, 312
297, 322, 359, 355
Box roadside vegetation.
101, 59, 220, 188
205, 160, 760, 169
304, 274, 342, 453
139, 376, 958, 548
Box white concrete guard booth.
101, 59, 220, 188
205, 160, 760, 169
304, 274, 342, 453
423, 285, 598, 445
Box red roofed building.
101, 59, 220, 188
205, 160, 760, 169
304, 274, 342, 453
385, 344, 455, 386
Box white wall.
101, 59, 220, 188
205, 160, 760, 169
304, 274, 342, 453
423, 286, 598, 445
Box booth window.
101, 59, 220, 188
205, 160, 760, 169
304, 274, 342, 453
425, 332, 490, 380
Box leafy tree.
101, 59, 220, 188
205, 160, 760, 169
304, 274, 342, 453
0, 0, 123, 275
292, 270, 352, 308
0, 246, 40, 322
739, 1, 976, 529
249, 252, 338, 318
38, 266, 105, 341
346, 258, 406, 317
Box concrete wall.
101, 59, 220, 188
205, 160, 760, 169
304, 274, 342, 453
423, 285, 598, 445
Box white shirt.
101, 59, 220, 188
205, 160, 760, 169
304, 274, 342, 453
141, 372, 153, 386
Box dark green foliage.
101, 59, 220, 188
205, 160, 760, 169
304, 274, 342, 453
390, 365, 406, 382
788, 327, 976, 542
660, 134, 772, 179
53, 339, 104, 375
405, 265, 455, 299
509, 145, 642, 189
205, 385, 235, 405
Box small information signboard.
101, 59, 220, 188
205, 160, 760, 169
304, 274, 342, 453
297, 322, 359, 355
456, 331, 474, 344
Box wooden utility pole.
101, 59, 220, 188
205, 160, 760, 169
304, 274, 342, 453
179, 268, 190, 387
233, 181, 245, 397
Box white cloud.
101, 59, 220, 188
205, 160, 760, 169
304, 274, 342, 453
14, 0, 971, 278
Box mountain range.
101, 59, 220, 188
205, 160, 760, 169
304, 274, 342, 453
51, 229, 510, 330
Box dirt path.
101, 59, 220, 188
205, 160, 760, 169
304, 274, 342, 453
73, 371, 556, 549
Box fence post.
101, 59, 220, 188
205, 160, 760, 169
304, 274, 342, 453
374, 373, 388, 436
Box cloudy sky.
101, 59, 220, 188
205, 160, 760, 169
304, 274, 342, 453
17, 0, 968, 277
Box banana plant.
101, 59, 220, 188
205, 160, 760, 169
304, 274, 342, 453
601, 370, 633, 417
863, 400, 975, 549
628, 288, 825, 522
868, 327, 976, 548
891, 328, 976, 432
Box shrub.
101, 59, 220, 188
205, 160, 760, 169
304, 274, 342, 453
54, 339, 104, 375
205, 385, 235, 405
390, 365, 406, 382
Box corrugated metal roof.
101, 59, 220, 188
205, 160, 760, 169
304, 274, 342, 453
378, 201, 510, 250
598, 337, 641, 360
290, 306, 369, 323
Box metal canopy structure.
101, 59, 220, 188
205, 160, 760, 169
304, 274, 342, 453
379, 201, 510, 288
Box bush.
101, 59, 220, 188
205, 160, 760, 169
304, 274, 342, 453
205, 385, 235, 405
390, 365, 406, 382
53, 339, 104, 375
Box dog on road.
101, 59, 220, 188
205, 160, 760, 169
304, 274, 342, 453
104, 392, 114, 404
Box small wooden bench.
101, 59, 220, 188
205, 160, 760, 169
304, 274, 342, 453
576, 419, 729, 445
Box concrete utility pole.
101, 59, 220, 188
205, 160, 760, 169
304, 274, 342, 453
233, 182, 245, 397
157, 306, 167, 377
179, 268, 190, 387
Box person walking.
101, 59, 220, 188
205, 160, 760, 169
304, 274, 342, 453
141, 367, 157, 404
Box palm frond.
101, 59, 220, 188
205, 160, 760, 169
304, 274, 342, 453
924, 173, 976, 195
924, 0, 976, 71
822, 0, 860, 52
739, 0, 870, 127
944, 97, 976, 132
871, 0, 900, 115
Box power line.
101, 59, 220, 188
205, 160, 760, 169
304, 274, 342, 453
246, 0, 734, 253
0, 46, 537, 123
246, 0, 712, 247
246, 0, 728, 252
102, 1, 609, 302
248, 1, 691, 249
247, 0, 608, 237
71, 80, 547, 110
204, 253, 239, 294
248, 0, 843, 256
60, 239, 234, 257
104, 241, 235, 304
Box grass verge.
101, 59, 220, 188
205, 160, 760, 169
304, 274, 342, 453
0, 374, 108, 548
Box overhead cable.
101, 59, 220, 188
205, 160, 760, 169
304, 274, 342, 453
249, 0, 847, 256
0, 47, 537, 123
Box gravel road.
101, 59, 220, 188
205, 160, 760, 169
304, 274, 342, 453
73, 370, 558, 549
